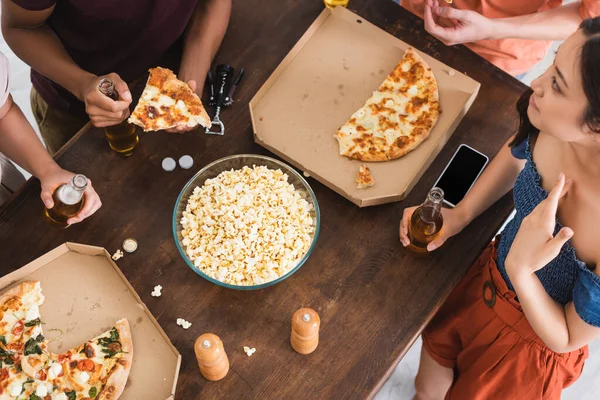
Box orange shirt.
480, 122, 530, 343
402, 0, 600, 75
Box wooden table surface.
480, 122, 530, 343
0, 0, 526, 398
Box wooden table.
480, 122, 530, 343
0, 0, 526, 398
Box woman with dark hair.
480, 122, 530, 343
399, 18, 600, 399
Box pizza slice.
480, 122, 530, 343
0, 282, 133, 400
128, 67, 211, 132
356, 164, 375, 189
54, 319, 133, 400
334, 47, 440, 162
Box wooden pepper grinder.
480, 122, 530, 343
291, 308, 320, 354
194, 333, 229, 381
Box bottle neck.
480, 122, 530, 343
420, 188, 444, 222
56, 175, 87, 205
98, 78, 118, 101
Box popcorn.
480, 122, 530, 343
151, 285, 162, 297
180, 166, 315, 286
111, 249, 124, 261
243, 346, 256, 357
176, 318, 192, 329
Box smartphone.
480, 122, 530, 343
432, 144, 489, 208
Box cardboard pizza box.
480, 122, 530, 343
0, 242, 180, 400
249, 6, 480, 207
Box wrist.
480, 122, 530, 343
71, 72, 98, 102
36, 161, 62, 183
453, 204, 473, 228
487, 18, 512, 41
505, 259, 535, 282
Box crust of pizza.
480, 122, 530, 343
356, 164, 375, 189
334, 47, 440, 162
0, 281, 42, 310
98, 319, 133, 400
129, 67, 211, 132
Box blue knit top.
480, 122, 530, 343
495, 136, 600, 327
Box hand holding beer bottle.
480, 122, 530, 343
41, 166, 102, 226
81, 74, 139, 156
399, 189, 471, 252
81, 73, 132, 128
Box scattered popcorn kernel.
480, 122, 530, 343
112, 249, 124, 261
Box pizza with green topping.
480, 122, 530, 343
0, 282, 132, 400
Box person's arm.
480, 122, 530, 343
0, 95, 102, 224
178, 0, 231, 93
1, 1, 131, 127
400, 135, 525, 250
505, 174, 600, 353
423, 0, 593, 46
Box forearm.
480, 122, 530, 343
490, 2, 582, 41
509, 270, 571, 352
2, 24, 94, 101
455, 137, 525, 224
0, 98, 59, 179
179, 0, 231, 90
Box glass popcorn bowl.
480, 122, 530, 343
173, 154, 321, 290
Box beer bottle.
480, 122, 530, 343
98, 79, 139, 156
45, 174, 88, 228
407, 187, 444, 253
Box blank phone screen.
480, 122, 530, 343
435, 145, 488, 206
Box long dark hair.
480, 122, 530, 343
510, 17, 600, 148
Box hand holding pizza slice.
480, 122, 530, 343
128, 67, 211, 133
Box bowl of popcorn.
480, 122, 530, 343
173, 154, 320, 290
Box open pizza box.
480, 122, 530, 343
0, 243, 180, 400
249, 6, 480, 207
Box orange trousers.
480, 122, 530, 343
423, 242, 588, 400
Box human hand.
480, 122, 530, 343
424, 0, 495, 46
39, 166, 102, 225
399, 205, 470, 251
82, 73, 132, 128
505, 173, 573, 279
166, 80, 200, 134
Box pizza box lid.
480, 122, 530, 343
0, 242, 181, 400
249, 6, 480, 207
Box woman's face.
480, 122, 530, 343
528, 30, 592, 142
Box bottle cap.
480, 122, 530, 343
122, 238, 138, 253
162, 157, 176, 172
179, 155, 194, 170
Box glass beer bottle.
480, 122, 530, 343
407, 188, 444, 253
45, 174, 88, 228
98, 78, 139, 156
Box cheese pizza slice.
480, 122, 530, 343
334, 47, 440, 162
129, 67, 211, 132
356, 164, 375, 189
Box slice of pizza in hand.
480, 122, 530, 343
128, 67, 211, 132
356, 164, 375, 189
334, 47, 440, 162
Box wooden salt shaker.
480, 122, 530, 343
194, 333, 229, 381
291, 308, 320, 354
